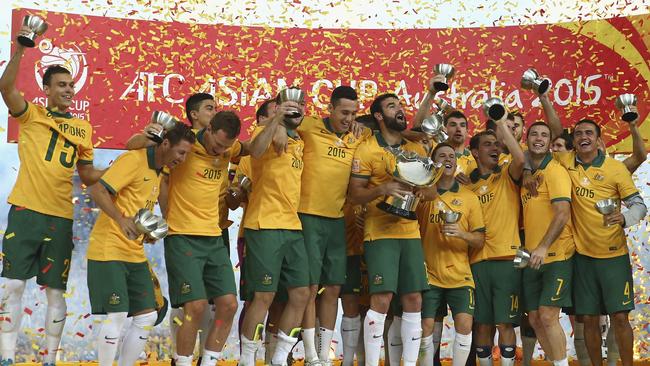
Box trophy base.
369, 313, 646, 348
17, 36, 36, 48
433, 82, 449, 92
622, 111, 638, 123
488, 105, 506, 120
377, 201, 417, 220
147, 132, 164, 144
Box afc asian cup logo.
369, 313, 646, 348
34, 39, 88, 93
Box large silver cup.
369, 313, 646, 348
146, 216, 169, 241
595, 198, 618, 227
134, 208, 159, 235
377, 147, 444, 220
421, 99, 451, 143
441, 210, 462, 236
278, 88, 305, 119
513, 248, 531, 269
18, 15, 48, 48
615, 94, 638, 123
148, 111, 179, 143
433, 64, 455, 92
483, 97, 507, 121
521, 68, 551, 95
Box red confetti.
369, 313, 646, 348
76, 332, 85, 338
23, 307, 33, 315
41, 263, 53, 274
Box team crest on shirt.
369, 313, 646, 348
593, 173, 605, 181
109, 293, 121, 305
262, 274, 273, 285
181, 282, 191, 294
451, 199, 462, 206
347, 137, 356, 144
373, 274, 383, 285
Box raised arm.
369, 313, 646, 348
539, 93, 562, 140
0, 28, 31, 115
622, 114, 647, 174
495, 117, 525, 181
413, 74, 446, 129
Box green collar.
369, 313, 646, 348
531, 152, 552, 173
47, 107, 72, 119
197, 128, 208, 150
375, 131, 404, 148
437, 180, 460, 195
469, 164, 502, 183
456, 148, 471, 158
575, 150, 605, 169
146, 146, 162, 175
323, 117, 345, 138
287, 129, 299, 139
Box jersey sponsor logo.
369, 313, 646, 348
35, 40, 89, 93
622, 299, 633, 306
550, 295, 562, 301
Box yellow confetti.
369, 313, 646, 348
5, 233, 15, 239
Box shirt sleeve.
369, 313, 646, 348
467, 192, 486, 232
351, 141, 372, 179
99, 151, 140, 195
547, 164, 572, 202
77, 122, 94, 164
615, 162, 640, 200
10, 101, 34, 122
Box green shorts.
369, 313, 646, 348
221, 229, 231, 256
422, 285, 475, 319
522, 258, 573, 312
299, 213, 346, 285
341, 255, 362, 295
87, 260, 156, 315
243, 229, 309, 292
164, 235, 237, 308
574, 253, 634, 315
471, 260, 521, 325
363, 239, 429, 295
1, 205, 73, 290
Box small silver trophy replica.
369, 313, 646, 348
421, 99, 452, 143
229, 175, 252, 200
521, 68, 551, 95
18, 15, 48, 48
134, 208, 168, 241
483, 97, 507, 121
146, 216, 169, 241
595, 198, 618, 227
440, 210, 462, 236
513, 248, 531, 269
433, 64, 455, 91
377, 147, 444, 220
615, 94, 638, 123
278, 88, 305, 119
148, 111, 179, 143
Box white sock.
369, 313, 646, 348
317, 326, 334, 361
302, 327, 318, 361
363, 310, 386, 366
554, 359, 569, 366
175, 354, 193, 366
400, 312, 422, 366
43, 288, 67, 364
574, 323, 590, 366
272, 330, 298, 365
200, 349, 221, 366
387, 316, 402, 366
432, 321, 443, 355
500, 345, 516, 366
198, 305, 214, 352
418, 334, 434, 366
97, 312, 128, 366
452, 332, 472, 366
522, 335, 536, 366
476, 346, 493, 366
169, 307, 184, 359
117, 311, 157, 366
0, 279, 25, 361
341, 315, 361, 366
240, 335, 260, 366
606, 324, 619, 366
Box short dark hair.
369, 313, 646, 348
210, 110, 241, 139
575, 119, 601, 137
355, 114, 379, 131
42, 65, 71, 87
185, 93, 214, 123
431, 142, 455, 159
370, 93, 399, 118
469, 130, 496, 150
526, 121, 551, 138
444, 110, 467, 126
331, 86, 358, 106
255, 99, 275, 123
555, 129, 574, 150
164, 121, 196, 146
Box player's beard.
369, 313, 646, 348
384, 111, 407, 132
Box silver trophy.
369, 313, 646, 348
278, 88, 305, 119
134, 208, 159, 235
229, 175, 252, 200
615, 94, 638, 122
433, 64, 455, 92
595, 198, 618, 226
421, 99, 452, 143
377, 147, 444, 220
441, 210, 462, 236
521, 68, 551, 95
513, 248, 531, 269
148, 111, 179, 143
483, 97, 507, 121
17, 15, 48, 48
146, 216, 169, 241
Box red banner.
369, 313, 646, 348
8, 8, 650, 150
